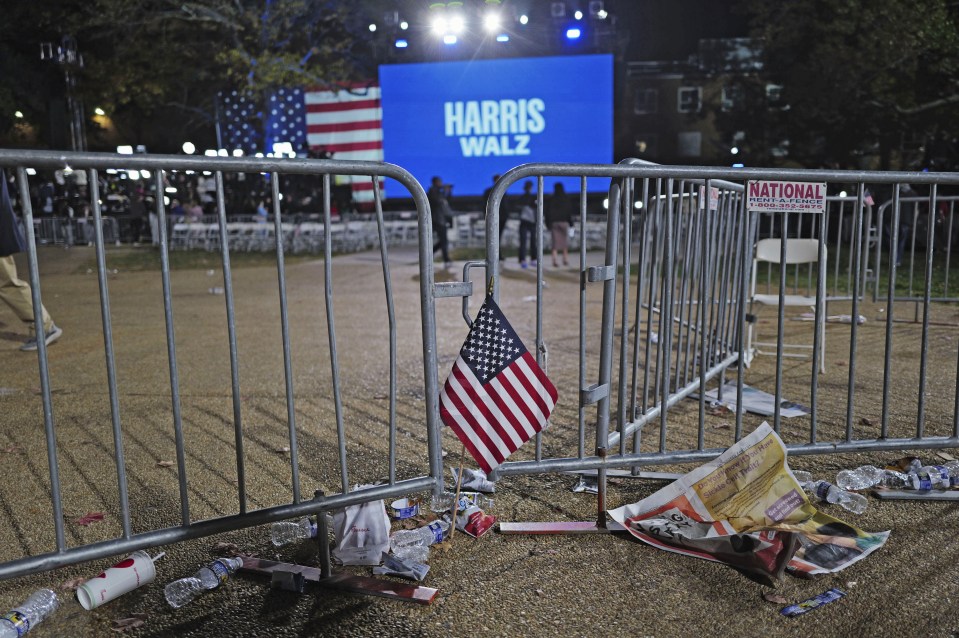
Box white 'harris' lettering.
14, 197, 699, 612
444, 99, 546, 136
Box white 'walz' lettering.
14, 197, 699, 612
445, 98, 545, 157
459, 134, 532, 157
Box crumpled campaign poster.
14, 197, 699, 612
608, 423, 889, 583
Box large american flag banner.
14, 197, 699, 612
305, 83, 383, 205
440, 296, 558, 474
219, 83, 384, 205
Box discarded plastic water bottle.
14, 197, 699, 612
390, 519, 450, 563
164, 557, 243, 609
791, 469, 813, 484
0, 589, 59, 638
837, 465, 912, 490
907, 465, 953, 490
271, 517, 316, 547
429, 491, 494, 512
836, 465, 888, 491
806, 480, 868, 514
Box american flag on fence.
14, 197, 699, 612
219, 82, 384, 205
439, 295, 558, 474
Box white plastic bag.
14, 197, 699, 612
331, 490, 390, 566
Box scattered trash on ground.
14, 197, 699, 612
0, 589, 59, 636
164, 557, 243, 609
77, 551, 159, 611
72, 512, 106, 527
608, 423, 889, 584
332, 491, 391, 566
572, 476, 598, 494
780, 588, 846, 617
111, 613, 148, 632
156, 460, 174, 468
761, 592, 789, 605
701, 383, 809, 418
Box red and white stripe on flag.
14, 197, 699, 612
305, 83, 383, 203
439, 296, 558, 474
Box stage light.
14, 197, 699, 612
731, 147, 739, 155
566, 28, 581, 39
182, 142, 195, 154
596, 9, 608, 19
400, 21, 409, 29
484, 12, 501, 32
395, 38, 409, 48
203, 149, 217, 156
14, 111, 23, 118
432, 15, 448, 34
232, 149, 243, 157
117, 145, 134, 155
574, 10, 583, 19
519, 14, 529, 25
496, 33, 510, 42
368, 23, 377, 32
443, 34, 458, 45
449, 14, 465, 33
94, 107, 105, 116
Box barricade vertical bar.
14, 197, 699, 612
945, 201, 954, 294
578, 176, 587, 459
88, 169, 133, 539
152, 170, 190, 525
675, 183, 696, 391
659, 179, 676, 452
597, 180, 622, 460
845, 188, 866, 440
534, 175, 545, 460
809, 211, 826, 441
214, 171, 247, 512
630, 177, 650, 460
735, 207, 756, 442
16, 167, 67, 552
879, 186, 901, 439
372, 179, 398, 484
617, 175, 633, 456
628, 178, 647, 415
322, 174, 349, 493
909, 201, 920, 310
916, 184, 938, 437
713, 192, 736, 374
642, 179, 663, 414
697, 181, 710, 451
773, 214, 789, 432
835, 201, 845, 292
270, 173, 301, 503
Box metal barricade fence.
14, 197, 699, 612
872, 195, 959, 307
464, 162, 959, 488
0, 150, 444, 581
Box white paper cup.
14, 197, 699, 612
77, 550, 156, 610
390, 498, 419, 519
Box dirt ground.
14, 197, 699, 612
0, 244, 957, 638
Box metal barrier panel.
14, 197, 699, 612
461, 162, 959, 485
0, 150, 443, 580
872, 195, 959, 306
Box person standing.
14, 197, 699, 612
0, 169, 62, 351
428, 176, 453, 268
516, 180, 538, 268
546, 182, 573, 267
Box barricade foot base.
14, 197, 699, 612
240, 557, 438, 604
871, 489, 959, 501
498, 521, 628, 534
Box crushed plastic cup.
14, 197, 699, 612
390, 498, 420, 520
76, 551, 157, 610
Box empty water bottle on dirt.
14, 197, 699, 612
390, 519, 450, 563
805, 480, 868, 514
907, 464, 954, 490
0, 589, 59, 638
164, 557, 243, 609
836, 465, 911, 490
271, 517, 317, 547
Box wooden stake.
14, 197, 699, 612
448, 441, 467, 541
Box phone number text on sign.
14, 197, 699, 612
747, 180, 826, 214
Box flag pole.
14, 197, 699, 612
448, 441, 467, 541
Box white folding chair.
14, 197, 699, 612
746, 238, 827, 374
